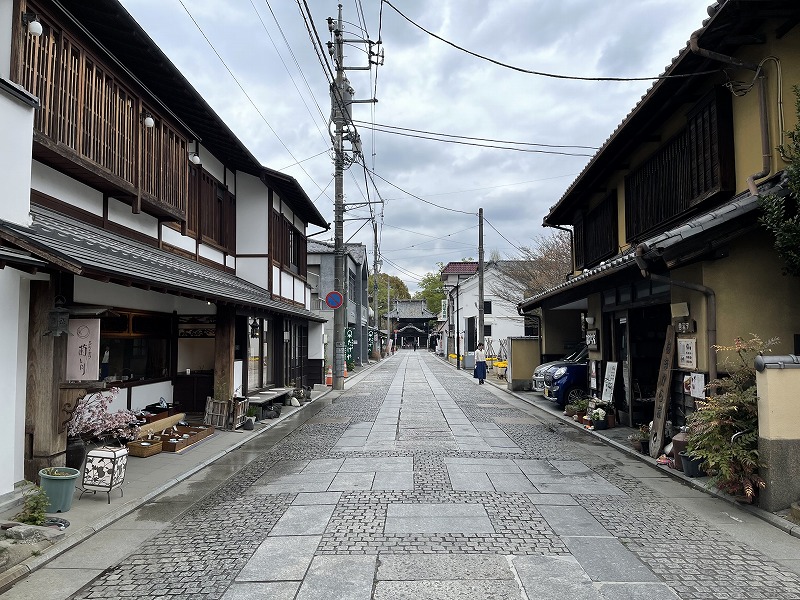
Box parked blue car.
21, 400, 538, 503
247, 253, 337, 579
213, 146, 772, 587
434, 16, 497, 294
531, 344, 588, 394
542, 352, 589, 408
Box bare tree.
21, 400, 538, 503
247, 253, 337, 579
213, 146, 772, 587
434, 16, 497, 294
489, 229, 572, 304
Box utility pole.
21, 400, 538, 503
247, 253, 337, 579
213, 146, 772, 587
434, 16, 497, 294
327, 4, 377, 389
478, 207, 485, 348
372, 222, 381, 360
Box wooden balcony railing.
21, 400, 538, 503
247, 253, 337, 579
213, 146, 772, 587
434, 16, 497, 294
18, 4, 187, 219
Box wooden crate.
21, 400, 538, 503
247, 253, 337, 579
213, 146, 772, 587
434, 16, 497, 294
204, 398, 228, 428
159, 425, 215, 452
127, 439, 162, 458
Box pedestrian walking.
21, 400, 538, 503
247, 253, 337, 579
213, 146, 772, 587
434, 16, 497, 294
474, 342, 487, 384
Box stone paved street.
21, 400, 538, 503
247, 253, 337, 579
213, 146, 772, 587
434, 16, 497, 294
9, 351, 800, 599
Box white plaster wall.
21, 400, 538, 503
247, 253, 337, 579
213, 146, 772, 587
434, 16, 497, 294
14, 276, 30, 491
234, 360, 243, 396
294, 277, 305, 304
108, 197, 158, 238
236, 173, 269, 255
74, 277, 214, 314
272, 265, 281, 295
162, 225, 197, 253
308, 321, 324, 360
0, 91, 34, 226
281, 271, 294, 301
236, 257, 269, 290
226, 255, 236, 269
198, 243, 225, 265
0, 269, 24, 496
130, 381, 174, 412
31, 161, 104, 215
198, 146, 226, 189
0, 1, 12, 80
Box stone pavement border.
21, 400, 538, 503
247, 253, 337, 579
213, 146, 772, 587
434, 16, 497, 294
433, 352, 800, 540
0, 356, 389, 592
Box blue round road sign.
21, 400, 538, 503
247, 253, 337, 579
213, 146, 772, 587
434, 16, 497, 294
325, 291, 344, 309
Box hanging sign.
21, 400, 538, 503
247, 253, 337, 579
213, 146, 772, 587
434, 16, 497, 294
66, 318, 100, 381
325, 291, 344, 309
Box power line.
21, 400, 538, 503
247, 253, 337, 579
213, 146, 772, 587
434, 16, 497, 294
360, 162, 477, 215
178, 1, 326, 195
353, 120, 598, 150
382, 0, 722, 82
361, 124, 595, 156
484, 217, 527, 255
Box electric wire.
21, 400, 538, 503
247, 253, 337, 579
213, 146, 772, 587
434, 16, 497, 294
484, 217, 528, 256
382, 0, 722, 82
178, 1, 326, 195
352, 120, 598, 150
360, 124, 595, 156
359, 162, 477, 215
257, 0, 330, 145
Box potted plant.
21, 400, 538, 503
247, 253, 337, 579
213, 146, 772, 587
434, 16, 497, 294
627, 424, 650, 454
573, 398, 589, 422
38, 467, 80, 513
243, 406, 258, 430
685, 335, 773, 502
591, 407, 607, 430
64, 388, 140, 468
564, 404, 577, 417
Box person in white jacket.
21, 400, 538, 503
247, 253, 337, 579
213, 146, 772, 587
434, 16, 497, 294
473, 342, 487, 385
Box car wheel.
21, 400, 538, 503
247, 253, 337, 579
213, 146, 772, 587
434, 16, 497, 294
564, 386, 586, 407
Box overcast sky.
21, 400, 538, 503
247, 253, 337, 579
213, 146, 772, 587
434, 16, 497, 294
119, 0, 712, 293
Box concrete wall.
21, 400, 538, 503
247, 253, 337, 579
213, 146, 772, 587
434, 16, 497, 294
756, 365, 800, 511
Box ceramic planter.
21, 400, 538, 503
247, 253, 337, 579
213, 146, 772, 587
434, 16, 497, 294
38, 467, 80, 513
679, 452, 706, 478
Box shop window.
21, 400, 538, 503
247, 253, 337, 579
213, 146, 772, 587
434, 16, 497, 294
247, 318, 275, 392
99, 312, 170, 382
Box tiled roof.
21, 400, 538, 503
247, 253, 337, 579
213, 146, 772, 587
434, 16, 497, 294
441, 262, 478, 275
0, 206, 324, 321
387, 300, 436, 319
307, 240, 367, 264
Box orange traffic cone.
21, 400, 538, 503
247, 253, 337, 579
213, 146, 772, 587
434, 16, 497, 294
344, 363, 349, 378
325, 366, 332, 386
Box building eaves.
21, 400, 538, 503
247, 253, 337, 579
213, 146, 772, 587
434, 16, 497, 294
0, 206, 324, 322
520, 174, 786, 312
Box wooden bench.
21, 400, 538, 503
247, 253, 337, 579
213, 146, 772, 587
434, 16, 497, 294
247, 389, 293, 419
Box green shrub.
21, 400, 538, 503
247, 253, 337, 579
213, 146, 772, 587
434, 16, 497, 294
13, 482, 49, 526
686, 334, 776, 502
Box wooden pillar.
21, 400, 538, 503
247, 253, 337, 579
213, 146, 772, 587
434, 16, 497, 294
25, 281, 67, 479
213, 305, 236, 402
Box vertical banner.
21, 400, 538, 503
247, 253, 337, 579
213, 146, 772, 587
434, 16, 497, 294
345, 327, 354, 363
66, 318, 100, 381
601, 362, 618, 403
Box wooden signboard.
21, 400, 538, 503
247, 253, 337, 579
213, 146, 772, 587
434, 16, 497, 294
601, 362, 617, 404
650, 325, 676, 458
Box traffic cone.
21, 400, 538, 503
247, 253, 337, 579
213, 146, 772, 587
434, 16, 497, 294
344, 363, 349, 378
325, 366, 332, 386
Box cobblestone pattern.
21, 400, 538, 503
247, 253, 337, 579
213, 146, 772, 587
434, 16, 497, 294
316, 488, 565, 556
72, 357, 800, 599
577, 465, 800, 599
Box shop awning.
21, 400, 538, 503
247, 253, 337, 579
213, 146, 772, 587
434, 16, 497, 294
0, 206, 324, 322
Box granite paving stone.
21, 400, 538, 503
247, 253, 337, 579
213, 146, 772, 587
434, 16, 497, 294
58, 351, 800, 600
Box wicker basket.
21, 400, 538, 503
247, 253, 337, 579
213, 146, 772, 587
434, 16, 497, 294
127, 439, 163, 458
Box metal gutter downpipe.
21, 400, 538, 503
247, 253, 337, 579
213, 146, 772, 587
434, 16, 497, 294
636, 244, 717, 383
689, 29, 770, 196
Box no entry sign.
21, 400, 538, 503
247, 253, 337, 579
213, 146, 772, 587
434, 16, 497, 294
325, 291, 344, 309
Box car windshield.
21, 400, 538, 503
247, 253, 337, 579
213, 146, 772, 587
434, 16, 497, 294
564, 344, 588, 362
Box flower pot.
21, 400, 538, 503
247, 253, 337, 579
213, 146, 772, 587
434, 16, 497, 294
640, 439, 650, 455
564, 406, 577, 417
671, 432, 689, 472
38, 467, 80, 513
242, 416, 255, 430
592, 419, 608, 430
606, 413, 616, 428
679, 452, 705, 478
